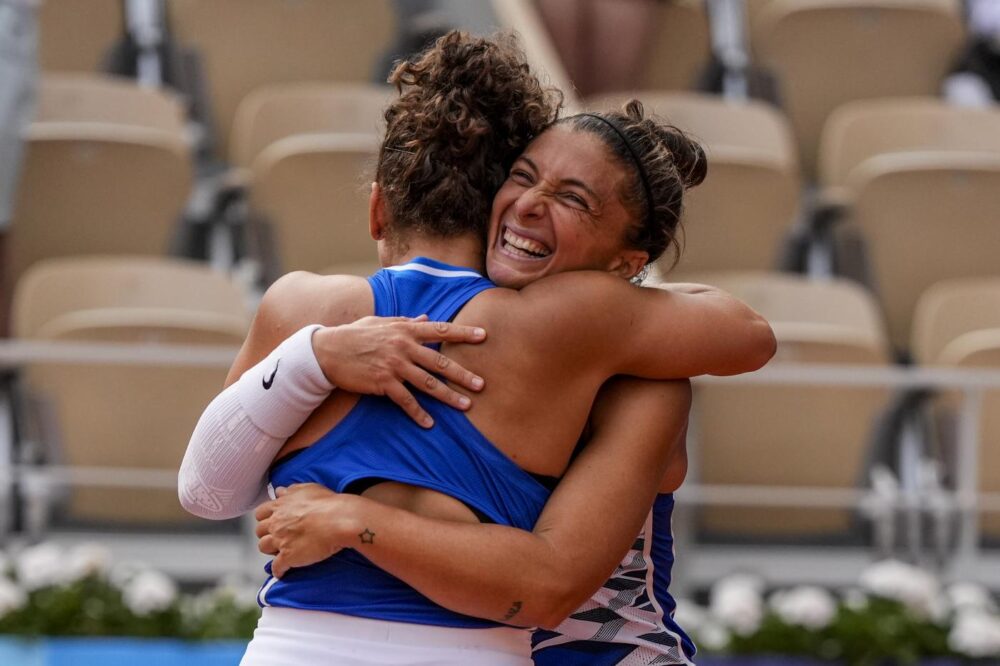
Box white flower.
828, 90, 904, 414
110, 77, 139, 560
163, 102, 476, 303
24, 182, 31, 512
108, 560, 147, 590
859, 559, 940, 619
841, 587, 869, 611
15, 543, 69, 590
672, 599, 707, 635
122, 569, 177, 616
0, 549, 11, 577
697, 620, 732, 651
710, 573, 765, 636
947, 582, 997, 614
949, 609, 1000, 657
0, 577, 26, 617
65, 543, 112, 582
769, 586, 837, 630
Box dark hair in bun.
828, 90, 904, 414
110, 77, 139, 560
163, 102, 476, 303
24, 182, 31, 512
376, 31, 561, 243
562, 100, 707, 269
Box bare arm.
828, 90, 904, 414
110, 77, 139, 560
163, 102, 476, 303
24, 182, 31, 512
256, 377, 691, 629
179, 271, 489, 518
513, 270, 776, 379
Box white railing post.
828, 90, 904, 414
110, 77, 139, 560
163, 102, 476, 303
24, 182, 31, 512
954, 387, 984, 572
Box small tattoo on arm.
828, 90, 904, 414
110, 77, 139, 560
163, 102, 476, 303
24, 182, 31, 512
358, 528, 375, 544
503, 601, 522, 621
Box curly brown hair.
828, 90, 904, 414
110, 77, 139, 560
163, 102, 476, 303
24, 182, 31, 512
562, 101, 707, 270
376, 31, 562, 245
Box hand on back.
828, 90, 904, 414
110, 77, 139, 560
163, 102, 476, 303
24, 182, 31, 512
312, 315, 487, 427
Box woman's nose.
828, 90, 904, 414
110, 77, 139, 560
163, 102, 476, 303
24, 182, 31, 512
514, 186, 547, 220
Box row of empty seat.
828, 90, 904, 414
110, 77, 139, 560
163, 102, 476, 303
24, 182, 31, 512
36, 1, 973, 180
12, 257, 249, 525
661, 270, 1000, 540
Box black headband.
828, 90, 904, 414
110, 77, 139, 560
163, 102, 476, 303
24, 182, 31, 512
576, 113, 655, 229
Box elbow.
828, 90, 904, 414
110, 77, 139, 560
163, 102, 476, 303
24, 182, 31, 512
177, 479, 245, 521
526, 578, 587, 631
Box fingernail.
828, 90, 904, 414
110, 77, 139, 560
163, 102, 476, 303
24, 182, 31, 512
458, 396, 471, 408
472, 376, 484, 390
423, 416, 434, 428
473, 328, 486, 338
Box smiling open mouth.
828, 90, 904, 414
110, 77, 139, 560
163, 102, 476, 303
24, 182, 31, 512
502, 227, 551, 259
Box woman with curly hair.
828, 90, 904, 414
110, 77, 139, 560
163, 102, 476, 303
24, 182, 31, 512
181, 30, 773, 665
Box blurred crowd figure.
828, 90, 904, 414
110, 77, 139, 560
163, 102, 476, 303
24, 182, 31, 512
537, 0, 659, 97
946, 0, 1000, 105
0, 0, 38, 334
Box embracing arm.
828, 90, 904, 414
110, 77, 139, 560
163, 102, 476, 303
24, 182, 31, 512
178, 271, 488, 519
256, 377, 690, 629
517, 271, 776, 379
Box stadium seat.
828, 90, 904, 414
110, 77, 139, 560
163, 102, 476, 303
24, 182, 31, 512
36, 73, 189, 135
166, 0, 395, 159
249, 134, 380, 275
638, 0, 711, 91
819, 98, 1000, 193
38, 0, 123, 73
912, 278, 1000, 539
8, 122, 193, 287
586, 92, 800, 276
837, 151, 1000, 352
683, 271, 892, 538
229, 82, 394, 169
752, 0, 965, 179
12, 257, 249, 525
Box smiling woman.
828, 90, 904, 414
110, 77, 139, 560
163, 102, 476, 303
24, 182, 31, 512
487, 103, 707, 289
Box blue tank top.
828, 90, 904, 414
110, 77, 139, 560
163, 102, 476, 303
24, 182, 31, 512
532, 494, 696, 664
258, 257, 553, 628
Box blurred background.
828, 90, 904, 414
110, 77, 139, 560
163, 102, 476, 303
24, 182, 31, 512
1, 0, 999, 660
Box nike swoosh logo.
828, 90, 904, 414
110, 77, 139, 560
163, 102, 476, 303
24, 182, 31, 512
263, 359, 279, 390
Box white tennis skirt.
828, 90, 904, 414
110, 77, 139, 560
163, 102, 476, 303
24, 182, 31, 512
239, 606, 533, 665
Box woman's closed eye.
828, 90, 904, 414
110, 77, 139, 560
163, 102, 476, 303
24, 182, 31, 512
510, 168, 534, 185
561, 192, 590, 210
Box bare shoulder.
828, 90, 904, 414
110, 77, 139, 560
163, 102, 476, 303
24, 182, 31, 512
254, 271, 374, 349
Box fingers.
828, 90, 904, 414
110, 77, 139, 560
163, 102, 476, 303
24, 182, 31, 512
411, 344, 484, 393
254, 501, 275, 522
383, 381, 433, 428
411, 321, 486, 345
258, 534, 278, 556
272, 553, 288, 579
399, 361, 474, 412
255, 518, 270, 539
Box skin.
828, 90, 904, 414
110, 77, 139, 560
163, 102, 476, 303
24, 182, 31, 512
242, 125, 774, 627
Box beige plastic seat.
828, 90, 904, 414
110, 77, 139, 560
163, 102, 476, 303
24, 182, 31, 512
639, 0, 711, 91
753, 0, 965, 179
249, 134, 380, 275
12, 257, 249, 525
38, 0, 123, 73
819, 98, 1000, 192
911, 278, 1000, 538
587, 92, 800, 276
8, 123, 193, 287
36, 73, 189, 135
230, 83, 394, 169
840, 152, 1000, 351
683, 271, 892, 537
167, 0, 395, 158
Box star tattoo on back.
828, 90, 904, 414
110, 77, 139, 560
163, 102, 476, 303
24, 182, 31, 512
358, 528, 376, 544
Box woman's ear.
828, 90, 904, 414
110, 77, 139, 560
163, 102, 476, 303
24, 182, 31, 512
369, 182, 387, 241
610, 250, 650, 281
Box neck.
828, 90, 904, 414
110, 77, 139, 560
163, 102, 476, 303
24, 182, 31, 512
386, 233, 486, 274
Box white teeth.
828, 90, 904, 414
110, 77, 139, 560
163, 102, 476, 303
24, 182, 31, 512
503, 228, 550, 257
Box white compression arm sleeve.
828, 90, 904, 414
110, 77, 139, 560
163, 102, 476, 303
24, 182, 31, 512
178, 325, 335, 519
